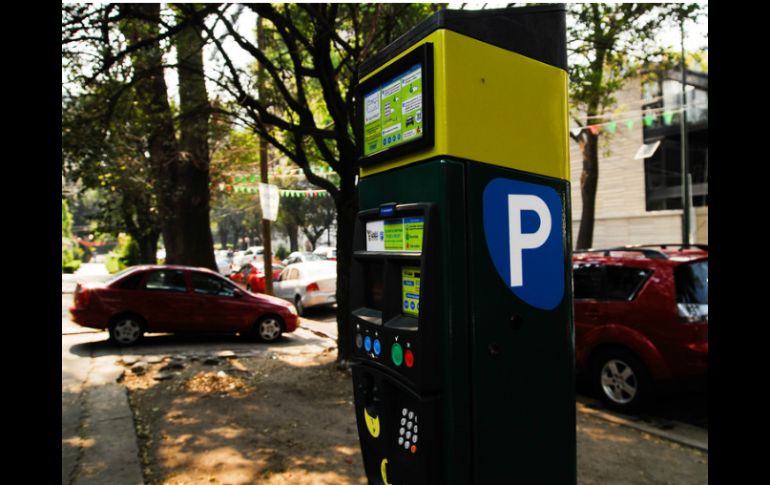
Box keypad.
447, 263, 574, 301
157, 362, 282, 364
397, 407, 418, 454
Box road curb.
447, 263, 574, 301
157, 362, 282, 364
576, 402, 708, 452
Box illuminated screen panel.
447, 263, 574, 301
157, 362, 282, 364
363, 64, 424, 157
365, 218, 424, 252
402, 267, 421, 317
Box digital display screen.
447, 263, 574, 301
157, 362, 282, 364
363, 64, 424, 157
402, 267, 421, 318
365, 218, 424, 252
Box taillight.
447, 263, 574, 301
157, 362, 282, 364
306, 282, 320, 292
677, 303, 708, 323
75, 285, 90, 308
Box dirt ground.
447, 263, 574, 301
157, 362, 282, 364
123, 349, 367, 485
122, 348, 707, 485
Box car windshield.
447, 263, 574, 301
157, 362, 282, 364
304, 253, 324, 261
675, 259, 708, 304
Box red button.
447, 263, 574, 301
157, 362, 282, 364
410, 444, 417, 453
405, 349, 414, 368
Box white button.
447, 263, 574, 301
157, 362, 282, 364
401, 418, 406, 425
413, 435, 418, 443
414, 416, 418, 423
402, 408, 408, 416
408, 411, 414, 419
398, 437, 404, 445
407, 422, 413, 430
414, 425, 418, 433
404, 441, 410, 449
406, 431, 412, 439
399, 427, 405, 436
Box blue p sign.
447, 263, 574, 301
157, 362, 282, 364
483, 178, 565, 310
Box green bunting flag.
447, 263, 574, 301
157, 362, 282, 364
662, 112, 674, 125
626, 119, 635, 130
643, 114, 655, 127
606, 121, 617, 134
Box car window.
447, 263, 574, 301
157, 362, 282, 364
191, 273, 238, 297
604, 266, 652, 301
115, 271, 146, 290
573, 265, 603, 299
675, 260, 708, 304
144, 270, 187, 292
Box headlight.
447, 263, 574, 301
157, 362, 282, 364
288, 305, 298, 315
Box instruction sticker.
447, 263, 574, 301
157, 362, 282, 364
404, 217, 424, 251
365, 220, 385, 251
384, 219, 404, 251
363, 64, 424, 157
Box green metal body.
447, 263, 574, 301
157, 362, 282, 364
359, 158, 575, 484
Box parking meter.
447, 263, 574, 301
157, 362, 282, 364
350, 6, 575, 484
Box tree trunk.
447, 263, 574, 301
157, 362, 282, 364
135, 230, 160, 264
174, 6, 217, 271
286, 223, 299, 252
119, 4, 184, 264
576, 132, 599, 249
334, 181, 358, 363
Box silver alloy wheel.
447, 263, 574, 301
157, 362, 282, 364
112, 318, 142, 345
600, 359, 638, 404
259, 317, 282, 341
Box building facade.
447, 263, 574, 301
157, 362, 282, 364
569, 69, 708, 249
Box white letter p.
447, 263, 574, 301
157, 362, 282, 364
508, 194, 551, 287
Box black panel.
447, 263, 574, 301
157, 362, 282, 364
359, 5, 567, 78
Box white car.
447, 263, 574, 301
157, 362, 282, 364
273, 261, 337, 316
282, 251, 325, 266
312, 246, 337, 260
234, 246, 264, 267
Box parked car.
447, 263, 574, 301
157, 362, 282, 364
230, 261, 285, 294
233, 246, 264, 267
69, 265, 299, 345
282, 251, 324, 265
273, 261, 337, 316
214, 250, 234, 275
312, 246, 337, 261
572, 245, 708, 412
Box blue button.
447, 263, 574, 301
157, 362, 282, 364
410, 302, 415, 310
364, 336, 372, 352
383, 138, 386, 145
404, 301, 409, 309
373, 339, 381, 356
398, 134, 401, 140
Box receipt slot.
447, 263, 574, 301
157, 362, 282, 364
351, 6, 575, 485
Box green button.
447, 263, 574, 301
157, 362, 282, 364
391, 342, 404, 366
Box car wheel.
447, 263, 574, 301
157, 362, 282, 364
592, 349, 652, 414
255, 315, 284, 342
109, 316, 145, 346
294, 295, 305, 317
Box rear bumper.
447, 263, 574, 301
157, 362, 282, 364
68, 307, 107, 330
303, 291, 336, 308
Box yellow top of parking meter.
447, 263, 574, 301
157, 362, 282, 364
359, 28, 569, 182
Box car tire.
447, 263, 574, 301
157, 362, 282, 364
591, 348, 653, 414
254, 315, 284, 342
294, 295, 305, 317
108, 316, 145, 346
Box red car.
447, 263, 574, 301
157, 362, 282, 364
69, 265, 299, 345
229, 262, 285, 293
573, 245, 708, 412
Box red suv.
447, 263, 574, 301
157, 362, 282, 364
573, 245, 708, 412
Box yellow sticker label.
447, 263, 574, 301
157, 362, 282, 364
381, 458, 393, 485
364, 407, 380, 438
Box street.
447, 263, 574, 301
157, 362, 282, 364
62, 264, 707, 484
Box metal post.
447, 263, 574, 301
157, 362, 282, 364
680, 15, 691, 248
258, 16, 274, 295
